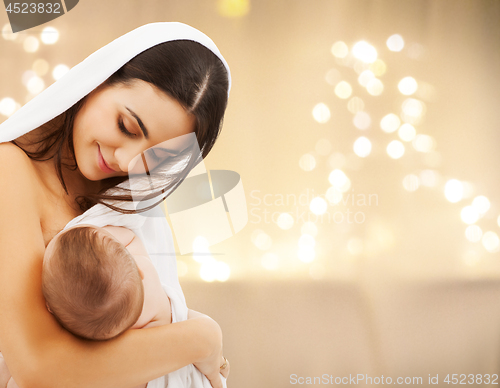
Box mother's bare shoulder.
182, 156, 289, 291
0, 142, 42, 214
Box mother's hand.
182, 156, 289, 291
193, 345, 226, 388
188, 309, 229, 388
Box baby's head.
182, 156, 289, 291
42, 225, 144, 341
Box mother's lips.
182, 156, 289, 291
97, 145, 116, 173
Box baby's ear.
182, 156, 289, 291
46, 301, 53, 314
137, 267, 145, 280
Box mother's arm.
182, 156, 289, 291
0, 144, 223, 388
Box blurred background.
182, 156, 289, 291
1, 0, 500, 386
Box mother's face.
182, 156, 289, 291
72, 79, 196, 181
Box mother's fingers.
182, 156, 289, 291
220, 358, 230, 379
206, 371, 223, 388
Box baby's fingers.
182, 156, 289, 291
206, 371, 222, 388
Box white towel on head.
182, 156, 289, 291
64, 203, 227, 388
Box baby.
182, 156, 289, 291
42, 224, 173, 388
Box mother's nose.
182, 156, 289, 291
114, 147, 145, 174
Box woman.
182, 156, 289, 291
0, 22, 231, 388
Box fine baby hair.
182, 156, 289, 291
42, 226, 144, 340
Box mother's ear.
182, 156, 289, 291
45, 301, 53, 314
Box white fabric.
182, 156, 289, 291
64, 204, 226, 388
0, 22, 230, 388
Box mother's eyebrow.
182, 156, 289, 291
126, 107, 149, 139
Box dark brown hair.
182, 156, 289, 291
13, 40, 229, 213
42, 226, 144, 341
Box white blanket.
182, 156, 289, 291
64, 203, 227, 388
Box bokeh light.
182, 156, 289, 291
331, 41, 349, 58
352, 41, 378, 63
353, 136, 372, 158
386, 140, 405, 159
310, 197, 328, 215
299, 234, 316, 250
0, 98, 17, 117
412, 134, 435, 153
328, 169, 348, 187
52, 64, 70, 81
472, 195, 490, 215
26, 76, 45, 94
192, 236, 210, 263
326, 187, 343, 204
444, 179, 464, 203
32, 59, 49, 76
386, 34, 405, 51
328, 169, 351, 192
347, 96, 365, 113
353, 111, 371, 130
22, 70, 36, 86
380, 113, 401, 133
419, 169, 439, 187
200, 259, 230, 282
398, 123, 416, 142
23, 36, 40, 52
328, 153, 346, 169
461, 206, 480, 224
465, 225, 482, 242
301, 221, 318, 237
401, 98, 425, 123
40, 26, 59, 44
261, 253, 280, 270
366, 78, 384, 95
297, 248, 315, 263
277, 213, 294, 230
335, 81, 353, 99
353, 61, 370, 75
369, 59, 387, 76
299, 153, 316, 171
217, 0, 250, 18
325, 68, 341, 86
312, 103, 331, 123
251, 229, 272, 250
482, 231, 500, 253
402, 174, 419, 192
398, 77, 418, 95
2, 23, 16, 41
358, 70, 375, 87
